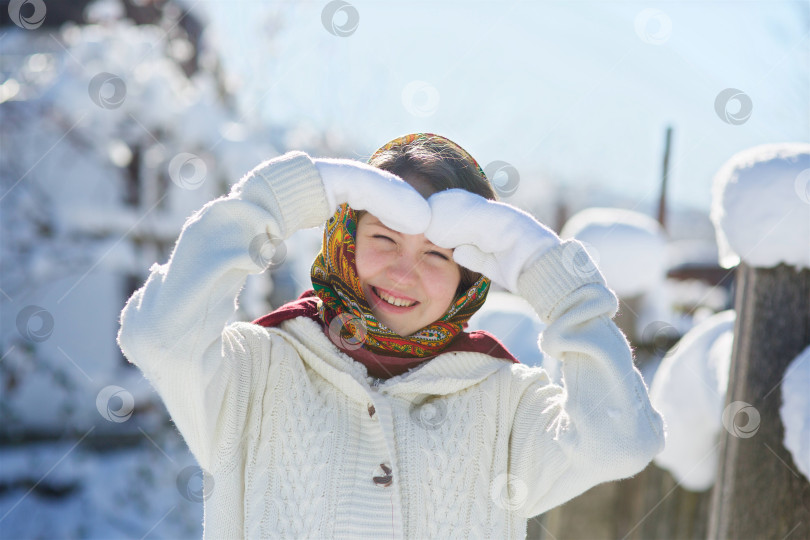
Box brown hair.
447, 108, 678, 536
366, 136, 498, 295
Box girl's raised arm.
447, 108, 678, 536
117, 152, 330, 470
117, 152, 429, 471
425, 189, 665, 517
508, 239, 665, 516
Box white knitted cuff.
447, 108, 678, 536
516, 239, 607, 323
253, 151, 330, 237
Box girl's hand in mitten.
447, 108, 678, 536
314, 158, 430, 234
424, 189, 561, 293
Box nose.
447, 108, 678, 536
386, 252, 419, 286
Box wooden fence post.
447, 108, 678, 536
708, 262, 810, 539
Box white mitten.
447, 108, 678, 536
314, 158, 430, 234
424, 189, 561, 293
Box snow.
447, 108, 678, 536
710, 143, 810, 270
665, 278, 729, 319
666, 238, 721, 269
0, 271, 164, 436
0, 431, 204, 539
780, 345, 810, 481
560, 207, 668, 298
649, 309, 736, 491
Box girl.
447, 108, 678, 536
118, 133, 664, 539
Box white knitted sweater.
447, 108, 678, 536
117, 152, 665, 539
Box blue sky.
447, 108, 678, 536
199, 1, 809, 213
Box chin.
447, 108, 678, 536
378, 317, 418, 338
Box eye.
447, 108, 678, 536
428, 250, 451, 261
372, 234, 395, 243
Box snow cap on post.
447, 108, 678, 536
649, 309, 736, 491
560, 207, 667, 298
710, 143, 810, 270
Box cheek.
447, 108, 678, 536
424, 265, 461, 306
354, 240, 383, 281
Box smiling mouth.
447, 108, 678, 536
372, 286, 419, 308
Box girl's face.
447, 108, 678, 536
355, 212, 461, 337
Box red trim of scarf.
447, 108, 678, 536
253, 290, 519, 379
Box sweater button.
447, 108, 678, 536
367, 403, 376, 418
372, 463, 392, 487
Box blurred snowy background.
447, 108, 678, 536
0, 0, 807, 538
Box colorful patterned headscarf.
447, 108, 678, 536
310, 133, 492, 358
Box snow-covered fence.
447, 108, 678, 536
707, 144, 810, 539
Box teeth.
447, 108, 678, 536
377, 288, 415, 307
